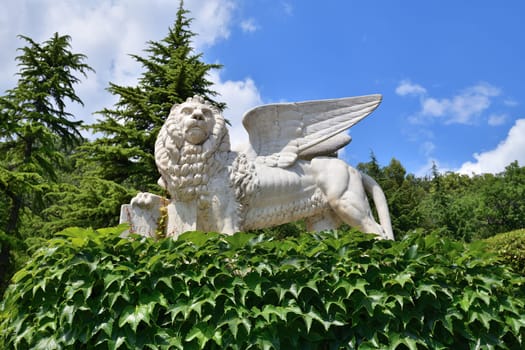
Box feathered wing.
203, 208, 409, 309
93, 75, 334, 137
242, 94, 382, 167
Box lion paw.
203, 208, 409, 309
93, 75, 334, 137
130, 192, 165, 209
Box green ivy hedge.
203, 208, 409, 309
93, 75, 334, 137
1, 226, 524, 349
484, 228, 525, 275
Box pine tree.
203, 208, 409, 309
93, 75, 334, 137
44, 2, 224, 232
0, 33, 92, 294
79, 2, 223, 192
0, 33, 93, 237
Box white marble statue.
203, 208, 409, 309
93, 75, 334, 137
120, 95, 394, 240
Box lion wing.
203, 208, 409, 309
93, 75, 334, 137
242, 94, 382, 167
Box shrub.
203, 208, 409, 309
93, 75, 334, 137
484, 229, 525, 275
1, 226, 524, 349
0, 231, 27, 297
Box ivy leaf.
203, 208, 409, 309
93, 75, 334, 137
118, 299, 155, 333
59, 304, 75, 327
224, 232, 256, 249
390, 332, 422, 350
11, 269, 32, 284
505, 315, 525, 335
468, 309, 493, 331
185, 322, 214, 348
258, 305, 290, 322
34, 336, 59, 350
384, 272, 414, 289
303, 308, 334, 333
415, 283, 438, 299
178, 231, 219, 247
103, 272, 123, 291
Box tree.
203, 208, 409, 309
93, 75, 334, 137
0, 33, 92, 294
0, 33, 92, 237
478, 161, 525, 236
43, 2, 224, 232
78, 2, 223, 192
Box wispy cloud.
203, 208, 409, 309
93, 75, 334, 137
504, 99, 519, 107
458, 119, 525, 175
240, 18, 258, 33
420, 141, 435, 157
395, 80, 426, 96
207, 70, 263, 151
396, 80, 501, 125
282, 2, 293, 16
487, 114, 508, 126
187, 0, 236, 48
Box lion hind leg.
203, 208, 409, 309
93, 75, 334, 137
329, 167, 388, 239
310, 158, 391, 239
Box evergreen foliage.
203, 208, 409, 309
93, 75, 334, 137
358, 159, 525, 241
1, 227, 524, 349
40, 2, 225, 239
0, 33, 92, 294
484, 229, 525, 275
0, 33, 93, 237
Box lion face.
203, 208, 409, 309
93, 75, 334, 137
155, 95, 231, 201
178, 101, 216, 145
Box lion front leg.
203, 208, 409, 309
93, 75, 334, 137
119, 192, 167, 238
166, 201, 198, 239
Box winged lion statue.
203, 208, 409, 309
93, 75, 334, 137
120, 94, 394, 240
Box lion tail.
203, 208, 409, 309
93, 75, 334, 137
361, 173, 394, 240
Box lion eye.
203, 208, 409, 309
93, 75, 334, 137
202, 109, 212, 119
181, 107, 193, 115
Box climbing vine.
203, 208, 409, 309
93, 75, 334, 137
1, 226, 524, 349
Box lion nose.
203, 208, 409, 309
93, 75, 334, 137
191, 110, 204, 121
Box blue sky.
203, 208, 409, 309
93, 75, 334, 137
1, 1, 524, 176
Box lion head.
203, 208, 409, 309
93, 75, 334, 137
154, 95, 231, 202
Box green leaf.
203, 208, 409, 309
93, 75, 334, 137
224, 232, 256, 249
178, 231, 219, 247
185, 322, 214, 348
35, 336, 59, 350
59, 304, 75, 326
389, 332, 422, 350
468, 310, 492, 330
258, 305, 290, 322
505, 315, 525, 335
118, 300, 155, 332
11, 269, 32, 284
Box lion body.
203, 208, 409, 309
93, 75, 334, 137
151, 96, 394, 240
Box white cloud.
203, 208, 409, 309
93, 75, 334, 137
208, 70, 263, 151
0, 0, 239, 127
398, 81, 502, 125
282, 2, 294, 16
420, 141, 435, 157
504, 99, 519, 107
458, 119, 525, 175
395, 80, 426, 96
421, 97, 448, 117
488, 114, 508, 126
186, 0, 236, 49
240, 18, 258, 33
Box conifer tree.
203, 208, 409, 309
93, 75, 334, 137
0, 33, 92, 237
44, 2, 224, 232
79, 2, 223, 192
0, 33, 92, 293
